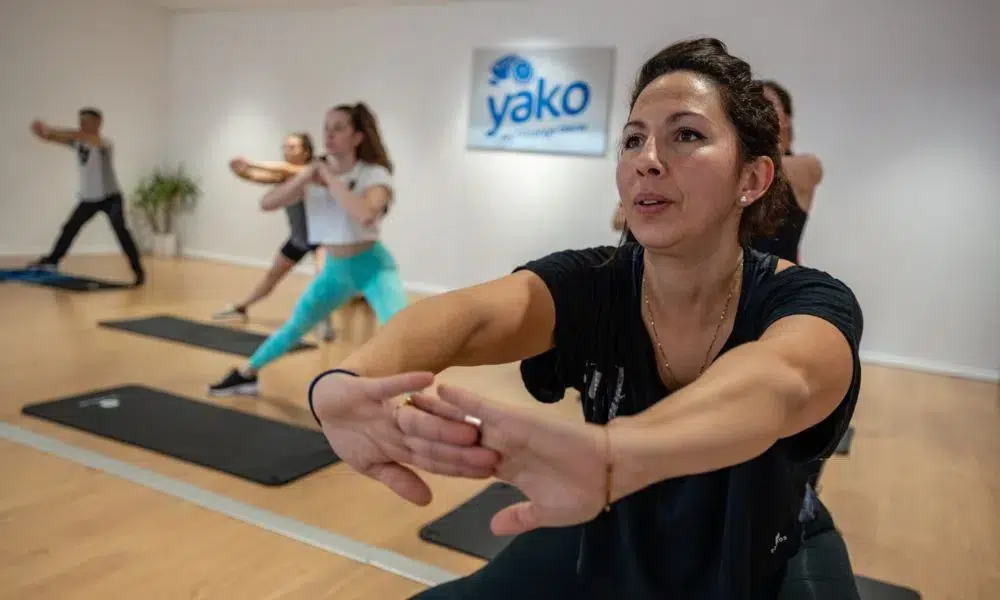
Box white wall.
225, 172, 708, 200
168, 0, 999, 379
0, 0, 170, 257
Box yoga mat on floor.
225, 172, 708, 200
856, 575, 921, 600
835, 426, 855, 455
418, 482, 527, 560
22, 385, 339, 486
0, 267, 132, 291
98, 314, 314, 357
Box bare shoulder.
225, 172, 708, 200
787, 153, 823, 182
774, 258, 797, 274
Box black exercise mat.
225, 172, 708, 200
0, 267, 132, 291
856, 575, 921, 599
22, 385, 339, 485
99, 314, 314, 357
419, 481, 527, 560
835, 426, 855, 455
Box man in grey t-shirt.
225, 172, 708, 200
28, 107, 145, 286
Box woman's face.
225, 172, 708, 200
282, 136, 309, 165
324, 109, 361, 156
615, 71, 751, 251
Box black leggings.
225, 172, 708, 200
45, 193, 143, 274
410, 499, 859, 600
779, 498, 861, 600
410, 526, 585, 600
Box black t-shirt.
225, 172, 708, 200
514, 244, 863, 600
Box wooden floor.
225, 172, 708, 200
0, 254, 997, 599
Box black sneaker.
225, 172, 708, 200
208, 368, 259, 396
27, 257, 57, 271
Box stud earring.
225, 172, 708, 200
739, 195, 749, 206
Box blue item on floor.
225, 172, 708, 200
0, 267, 132, 291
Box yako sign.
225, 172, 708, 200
467, 47, 615, 157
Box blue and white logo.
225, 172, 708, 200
484, 54, 592, 139
488, 54, 535, 86
467, 48, 614, 157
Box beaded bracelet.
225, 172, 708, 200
307, 368, 359, 425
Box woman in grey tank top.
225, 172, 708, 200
212, 133, 333, 339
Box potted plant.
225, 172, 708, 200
130, 164, 200, 257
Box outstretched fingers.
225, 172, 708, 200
402, 435, 499, 478
364, 371, 435, 402
366, 462, 433, 506
408, 390, 474, 424
435, 383, 504, 425
491, 500, 542, 537
396, 391, 482, 446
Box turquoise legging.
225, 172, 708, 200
248, 241, 407, 371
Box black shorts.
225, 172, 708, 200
279, 238, 318, 263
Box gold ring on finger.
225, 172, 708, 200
393, 395, 414, 421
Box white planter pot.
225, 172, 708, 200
151, 232, 179, 257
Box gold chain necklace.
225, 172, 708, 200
642, 252, 744, 388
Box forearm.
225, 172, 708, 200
37, 127, 83, 144
260, 168, 313, 210
320, 170, 378, 224
338, 294, 487, 377
338, 276, 550, 377
238, 167, 285, 184
250, 161, 303, 177
607, 343, 810, 501
337, 188, 377, 224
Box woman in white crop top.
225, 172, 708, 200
212, 132, 333, 343
209, 103, 407, 396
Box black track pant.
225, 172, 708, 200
44, 193, 143, 275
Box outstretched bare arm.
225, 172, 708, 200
30, 120, 102, 147
336, 271, 557, 378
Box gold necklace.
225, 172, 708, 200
642, 252, 744, 388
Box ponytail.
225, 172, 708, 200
334, 103, 393, 173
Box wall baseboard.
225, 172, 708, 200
181, 248, 452, 297
39, 247, 990, 385
859, 351, 998, 383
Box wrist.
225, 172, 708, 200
605, 416, 639, 504
307, 368, 359, 424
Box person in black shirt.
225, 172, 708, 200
307, 37, 863, 599
750, 80, 824, 264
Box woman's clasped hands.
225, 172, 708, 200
310, 370, 613, 536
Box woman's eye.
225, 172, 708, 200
621, 134, 643, 151
676, 128, 704, 143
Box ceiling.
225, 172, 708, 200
130, 0, 517, 12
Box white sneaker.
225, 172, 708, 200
213, 304, 248, 322
315, 316, 335, 342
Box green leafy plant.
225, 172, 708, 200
131, 164, 200, 235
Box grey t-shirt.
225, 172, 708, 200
72, 140, 120, 201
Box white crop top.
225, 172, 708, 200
303, 160, 393, 245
